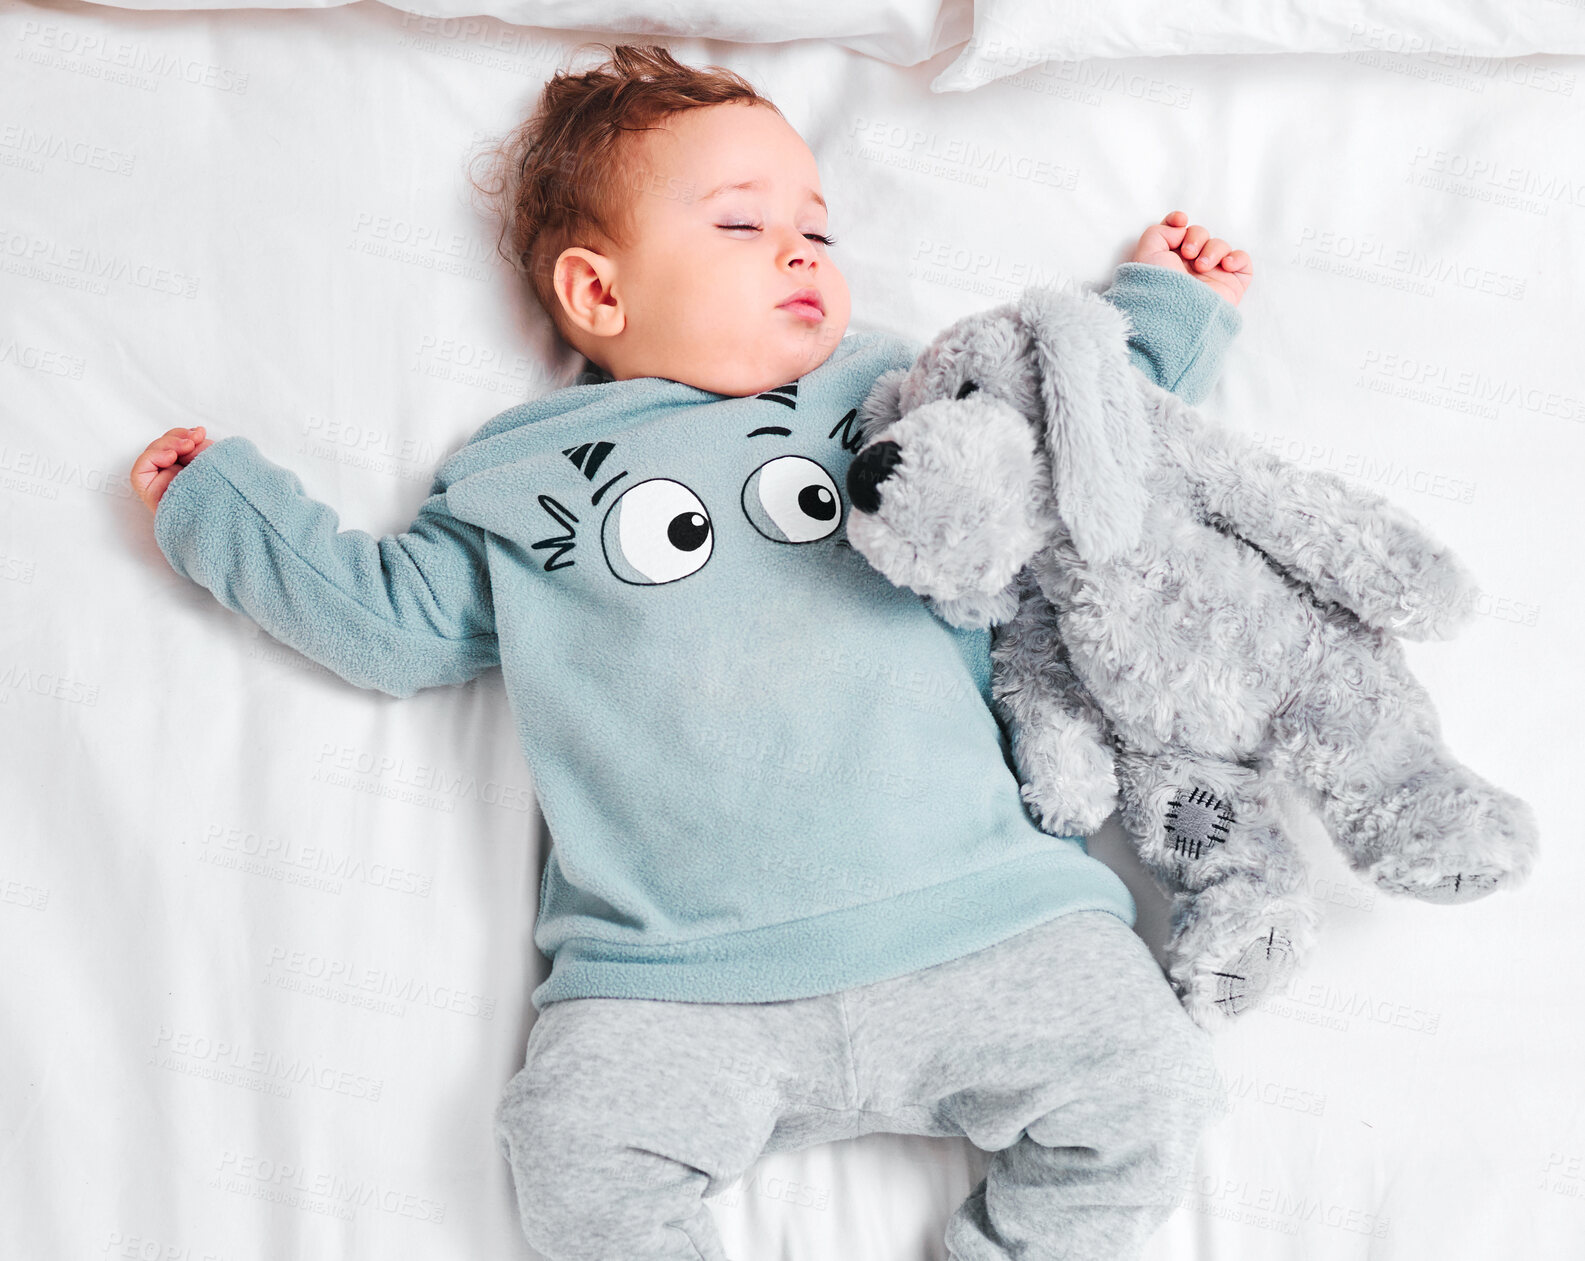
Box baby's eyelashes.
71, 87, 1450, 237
717, 224, 836, 245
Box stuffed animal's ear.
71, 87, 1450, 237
857, 367, 907, 442
1018, 285, 1155, 563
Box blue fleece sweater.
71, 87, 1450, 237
153, 262, 1239, 1010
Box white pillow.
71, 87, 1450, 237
80, 0, 974, 67
931, 0, 1585, 92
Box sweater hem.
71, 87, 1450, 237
529, 845, 1136, 1009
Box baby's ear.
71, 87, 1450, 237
858, 368, 907, 441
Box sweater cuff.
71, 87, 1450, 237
1100, 261, 1243, 406
152, 435, 257, 582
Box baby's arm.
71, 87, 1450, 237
133, 430, 500, 698
1096, 212, 1251, 407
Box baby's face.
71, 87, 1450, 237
564, 102, 851, 397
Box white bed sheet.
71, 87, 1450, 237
2, 1, 1582, 1257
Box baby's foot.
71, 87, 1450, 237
1130, 210, 1253, 306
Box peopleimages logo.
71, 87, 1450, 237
0, 125, 136, 176
311, 741, 536, 813
0, 224, 199, 298
213, 1150, 446, 1223
198, 821, 434, 898
1292, 226, 1525, 300
151, 1024, 385, 1102
15, 19, 251, 94
1355, 349, 1582, 424
262, 945, 496, 1020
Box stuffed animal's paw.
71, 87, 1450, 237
1354, 765, 1539, 903
1370, 514, 1479, 641
1019, 768, 1118, 838
1369, 851, 1529, 904
927, 589, 1021, 630
1014, 717, 1119, 836
1202, 924, 1299, 1020
1167, 888, 1320, 1029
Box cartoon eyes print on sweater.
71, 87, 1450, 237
741, 456, 840, 543
529, 382, 854, 582
603, 479, 713, 585
742, 386, 850, 544
530, 472, 714, 586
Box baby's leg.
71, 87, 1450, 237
493, 991, 852, 1260
844, 909, 1225, 1261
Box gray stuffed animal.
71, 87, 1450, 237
843, 283, 1539, 1027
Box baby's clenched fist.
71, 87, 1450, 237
132, 427, 213, 513
1130, 210, 1253, 307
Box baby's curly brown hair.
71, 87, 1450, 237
470, 43, 780, 342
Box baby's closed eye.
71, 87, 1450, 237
718, 223, 837, 245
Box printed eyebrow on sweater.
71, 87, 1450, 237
528, 439, 633, 572
746, 383, 862, 452
747, 380, 800, 437
755, 381, 798, 410
562, 440, 630, 505
749, 405, 864, 448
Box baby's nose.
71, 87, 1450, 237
846, 441, 903, 514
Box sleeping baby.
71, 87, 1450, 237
133, 43, 1254, 1261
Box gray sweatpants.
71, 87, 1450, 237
494, 909, 1224, 1260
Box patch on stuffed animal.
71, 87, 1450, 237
1165, 787, 1233, 861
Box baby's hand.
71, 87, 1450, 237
1130, 210, 1253, 306
132, 427, 214, 513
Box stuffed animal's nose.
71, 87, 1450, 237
847, 441, 903, 514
